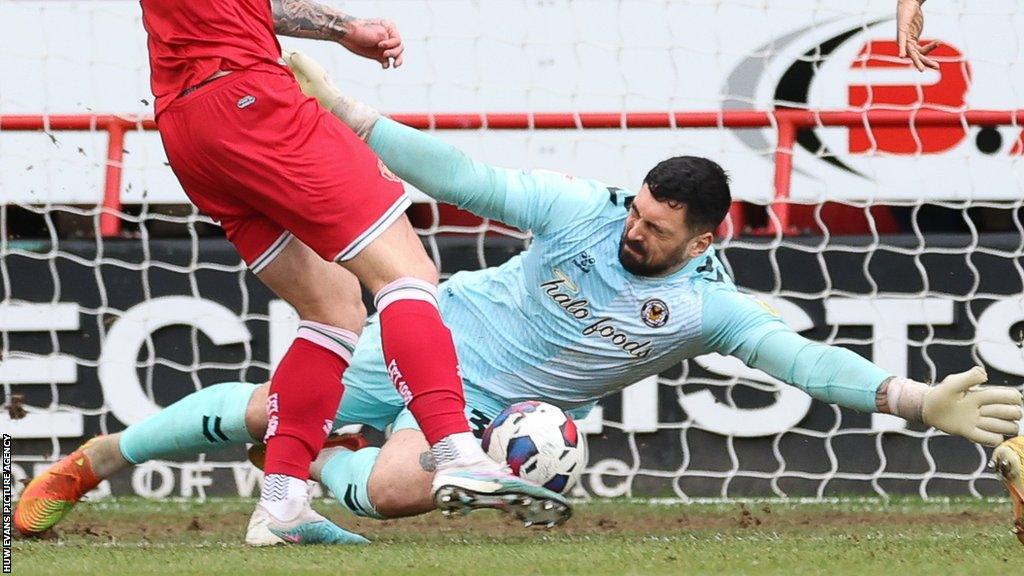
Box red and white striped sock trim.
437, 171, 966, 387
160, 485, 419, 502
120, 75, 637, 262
374, 277, 438, 312
295, 320, 358, 364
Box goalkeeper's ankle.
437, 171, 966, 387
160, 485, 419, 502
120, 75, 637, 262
85, 433, 131, 478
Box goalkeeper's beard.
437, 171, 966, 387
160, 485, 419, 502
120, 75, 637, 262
617, 232, 686, 277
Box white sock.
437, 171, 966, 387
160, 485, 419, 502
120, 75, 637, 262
259, 474, 309, 521
431, 432, 497, 470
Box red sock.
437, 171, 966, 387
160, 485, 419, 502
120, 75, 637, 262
376, 278, 470, 445
263, 321, 357, 479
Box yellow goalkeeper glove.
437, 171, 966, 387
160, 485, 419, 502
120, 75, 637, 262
284, 50, 381, 141
886, 367, 1023, 447
923, 367, 1023, 447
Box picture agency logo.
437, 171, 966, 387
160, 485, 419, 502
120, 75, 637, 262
722, 17, 1024, 182
2, 434, 10, 574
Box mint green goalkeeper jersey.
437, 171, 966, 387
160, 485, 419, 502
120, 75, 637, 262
342, 118, 890, 419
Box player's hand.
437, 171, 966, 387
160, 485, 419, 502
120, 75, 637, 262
339, 18, 404, 69
285, 50, 342, 108
285, 50, 381, 141
896, 0, 939, 72
922, 366, 1023, 446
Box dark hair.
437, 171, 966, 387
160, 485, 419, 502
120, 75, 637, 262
642, 156, 731, 233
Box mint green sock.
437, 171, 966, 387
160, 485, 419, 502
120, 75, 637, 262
119, 382, 258, 464
320, 448, 384, 519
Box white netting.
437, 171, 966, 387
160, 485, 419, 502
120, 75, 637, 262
2, 0, 1024, 500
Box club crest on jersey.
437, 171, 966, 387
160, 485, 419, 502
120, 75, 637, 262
573, 251, 595, 273
640, 298, 669, 328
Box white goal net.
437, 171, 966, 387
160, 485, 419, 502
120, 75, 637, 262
2, 0, 1024, 501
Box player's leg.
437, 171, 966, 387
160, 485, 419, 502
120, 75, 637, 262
244, 239, 368, 545
164, 68, 566, 525
14, 381, 264, 535
132, 76, 367, 545
294, 311, 433, 519
316, 383, 558, 522
340, 217, 469, 456
185, 233, 360, 543
248, 423, 436, 519
341, 216, 570, 526
314, 428, 433, 519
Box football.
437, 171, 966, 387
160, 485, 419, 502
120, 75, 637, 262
481, 400, 587, 494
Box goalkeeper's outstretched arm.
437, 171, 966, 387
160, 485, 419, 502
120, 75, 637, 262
286, 51, 601, 235
703, 289, 1023, 446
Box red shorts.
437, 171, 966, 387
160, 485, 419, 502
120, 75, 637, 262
157, 68, 408, 273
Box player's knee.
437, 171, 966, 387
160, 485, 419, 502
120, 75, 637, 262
366, 436, 435, 518
279, 262, 366, 331
374, 255, 439, 290
330, 296, 367, 330
405, 254, 440, 287
244, 383, 270, 440
295, 290, 366, 333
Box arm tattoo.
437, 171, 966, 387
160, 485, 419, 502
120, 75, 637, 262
270, 0, 355, 42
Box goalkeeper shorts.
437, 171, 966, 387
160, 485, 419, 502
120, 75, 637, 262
157, 67, 409, 273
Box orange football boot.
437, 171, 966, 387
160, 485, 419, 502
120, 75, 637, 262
992, 436, 1024, 546
14, 438, 103, 536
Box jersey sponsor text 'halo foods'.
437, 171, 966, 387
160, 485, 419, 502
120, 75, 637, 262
540, 268, 652, 359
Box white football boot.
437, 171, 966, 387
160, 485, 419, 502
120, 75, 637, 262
430, 436, 572, 528
245, 501, 369, 546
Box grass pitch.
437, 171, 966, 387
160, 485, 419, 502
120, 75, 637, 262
13, 497, 1022, 575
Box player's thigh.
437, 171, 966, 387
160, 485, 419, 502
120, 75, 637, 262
166, 182, 366, 331
367, 428, 435, 517
223, 72, 413, 275
158, 85, 294, 276
341, 214, 439, 294
255, 237, 365, 332
158, 73, 366, 330
198, 214, 366, 331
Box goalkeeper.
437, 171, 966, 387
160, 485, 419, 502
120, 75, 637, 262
17, 51, 1023, 538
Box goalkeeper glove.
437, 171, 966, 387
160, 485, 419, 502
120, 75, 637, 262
284, 50, 381, 141
883, 366, 1023, 446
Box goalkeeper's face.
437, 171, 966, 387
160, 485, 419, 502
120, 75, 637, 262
618, 185, 712, 277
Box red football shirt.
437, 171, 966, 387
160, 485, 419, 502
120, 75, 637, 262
140, 0, 288, 117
